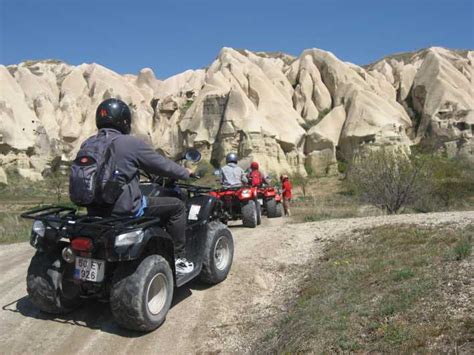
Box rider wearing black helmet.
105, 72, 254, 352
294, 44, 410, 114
220, 153, 248, 187
96, 98, 133, 134
81, 98, 194, 273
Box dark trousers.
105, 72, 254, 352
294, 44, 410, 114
145, 197, 186, 258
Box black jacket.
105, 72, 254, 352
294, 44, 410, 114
84, 128, 189, 216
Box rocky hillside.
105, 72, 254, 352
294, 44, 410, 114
0, 47, 472, 182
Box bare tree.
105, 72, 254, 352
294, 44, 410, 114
292, 172, 310, 198
347, 149, 429, 214
45, 157, 67, 203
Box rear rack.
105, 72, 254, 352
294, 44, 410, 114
21, 205, 159, 234
213, 186, 246, 192
174, 182, 213, 193
21, 205, 76, 220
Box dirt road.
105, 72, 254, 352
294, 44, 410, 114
1, 211, 473, 354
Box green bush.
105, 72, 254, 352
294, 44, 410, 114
450, 237, 472, 260
337, 160, 348, 174
195, 160, 214, 177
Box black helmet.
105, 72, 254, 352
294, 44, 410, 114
96, 98, 132, 134
226, 152, 238, 164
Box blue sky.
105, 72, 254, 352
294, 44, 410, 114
1, 0, 473, 79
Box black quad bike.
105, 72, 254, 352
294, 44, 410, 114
21, 150, 234, 332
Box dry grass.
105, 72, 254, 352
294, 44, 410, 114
0, 172, 69, 244
290, 176, 380, 222
0, 212, 32, 244
257, 223, 474, 353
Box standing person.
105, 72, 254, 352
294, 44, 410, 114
220, 153, 248, 187
280, 174, 292, 216
72, 98, 194, 274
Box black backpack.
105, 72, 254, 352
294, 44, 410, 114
69, 132, 123, 207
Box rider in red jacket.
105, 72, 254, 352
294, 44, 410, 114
247, 162, 265, 187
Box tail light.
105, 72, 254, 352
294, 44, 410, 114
71, 237, 92, 251
239, 189, 252, 199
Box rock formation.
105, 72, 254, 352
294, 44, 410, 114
367, 47, 473, 158
0, 47, 472, 182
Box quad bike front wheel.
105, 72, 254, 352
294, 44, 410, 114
26, 252, 82, 314
200, 221, 234, 284
242, 200, 258, 228
110, 255, 174, 332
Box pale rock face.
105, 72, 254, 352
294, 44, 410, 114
370, 47, 474, 160
289, 49, 411, 162
398, 64, 418, 102
289, 54, 332, 125
411, 49, 473, 137
135, 68, 161, 102
299, 49, 367, 99
0, 152, 31, 169
305, 149, 338, 176
157, 69, 205, 98
304, 106, 346, 176
369, 59, 395, 85
80, 63, 155, 147
0, 167, 7, 185
181, 47, 306, 174
136, 68, 160, 90
339, 85, 412, 157
17, 168, 43, 182
243, 50, 295, 104
0, 65, 37, 151
305, 105, 346, 152
1, 46, 472, 179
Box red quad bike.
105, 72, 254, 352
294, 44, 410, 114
210, 186, 262, 228
257, 184, 283, 218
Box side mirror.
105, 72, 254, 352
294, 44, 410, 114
184, 148, 201, 162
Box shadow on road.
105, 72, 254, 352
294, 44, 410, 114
1, 284, 197, 337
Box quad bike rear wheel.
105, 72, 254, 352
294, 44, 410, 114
26, 252, 82, 314
256, 199, 262, 225
110, 255, 174, 332
266, 198, 279, 218
275, 202, 283, 217
200, 221, 234, 284
242, 200, 258, 228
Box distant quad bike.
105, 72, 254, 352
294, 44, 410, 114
210, 186, 262, 228
256, 184, 283, 218
21, 149, 234, 332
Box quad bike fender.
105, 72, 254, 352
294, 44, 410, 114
264, 189, 276, 198
187, 195, 221, 224
110, 226, 173, 262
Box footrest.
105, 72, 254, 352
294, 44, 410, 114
176, 264, 202, 287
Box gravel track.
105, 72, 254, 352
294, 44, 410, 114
0, 211, 472, 354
